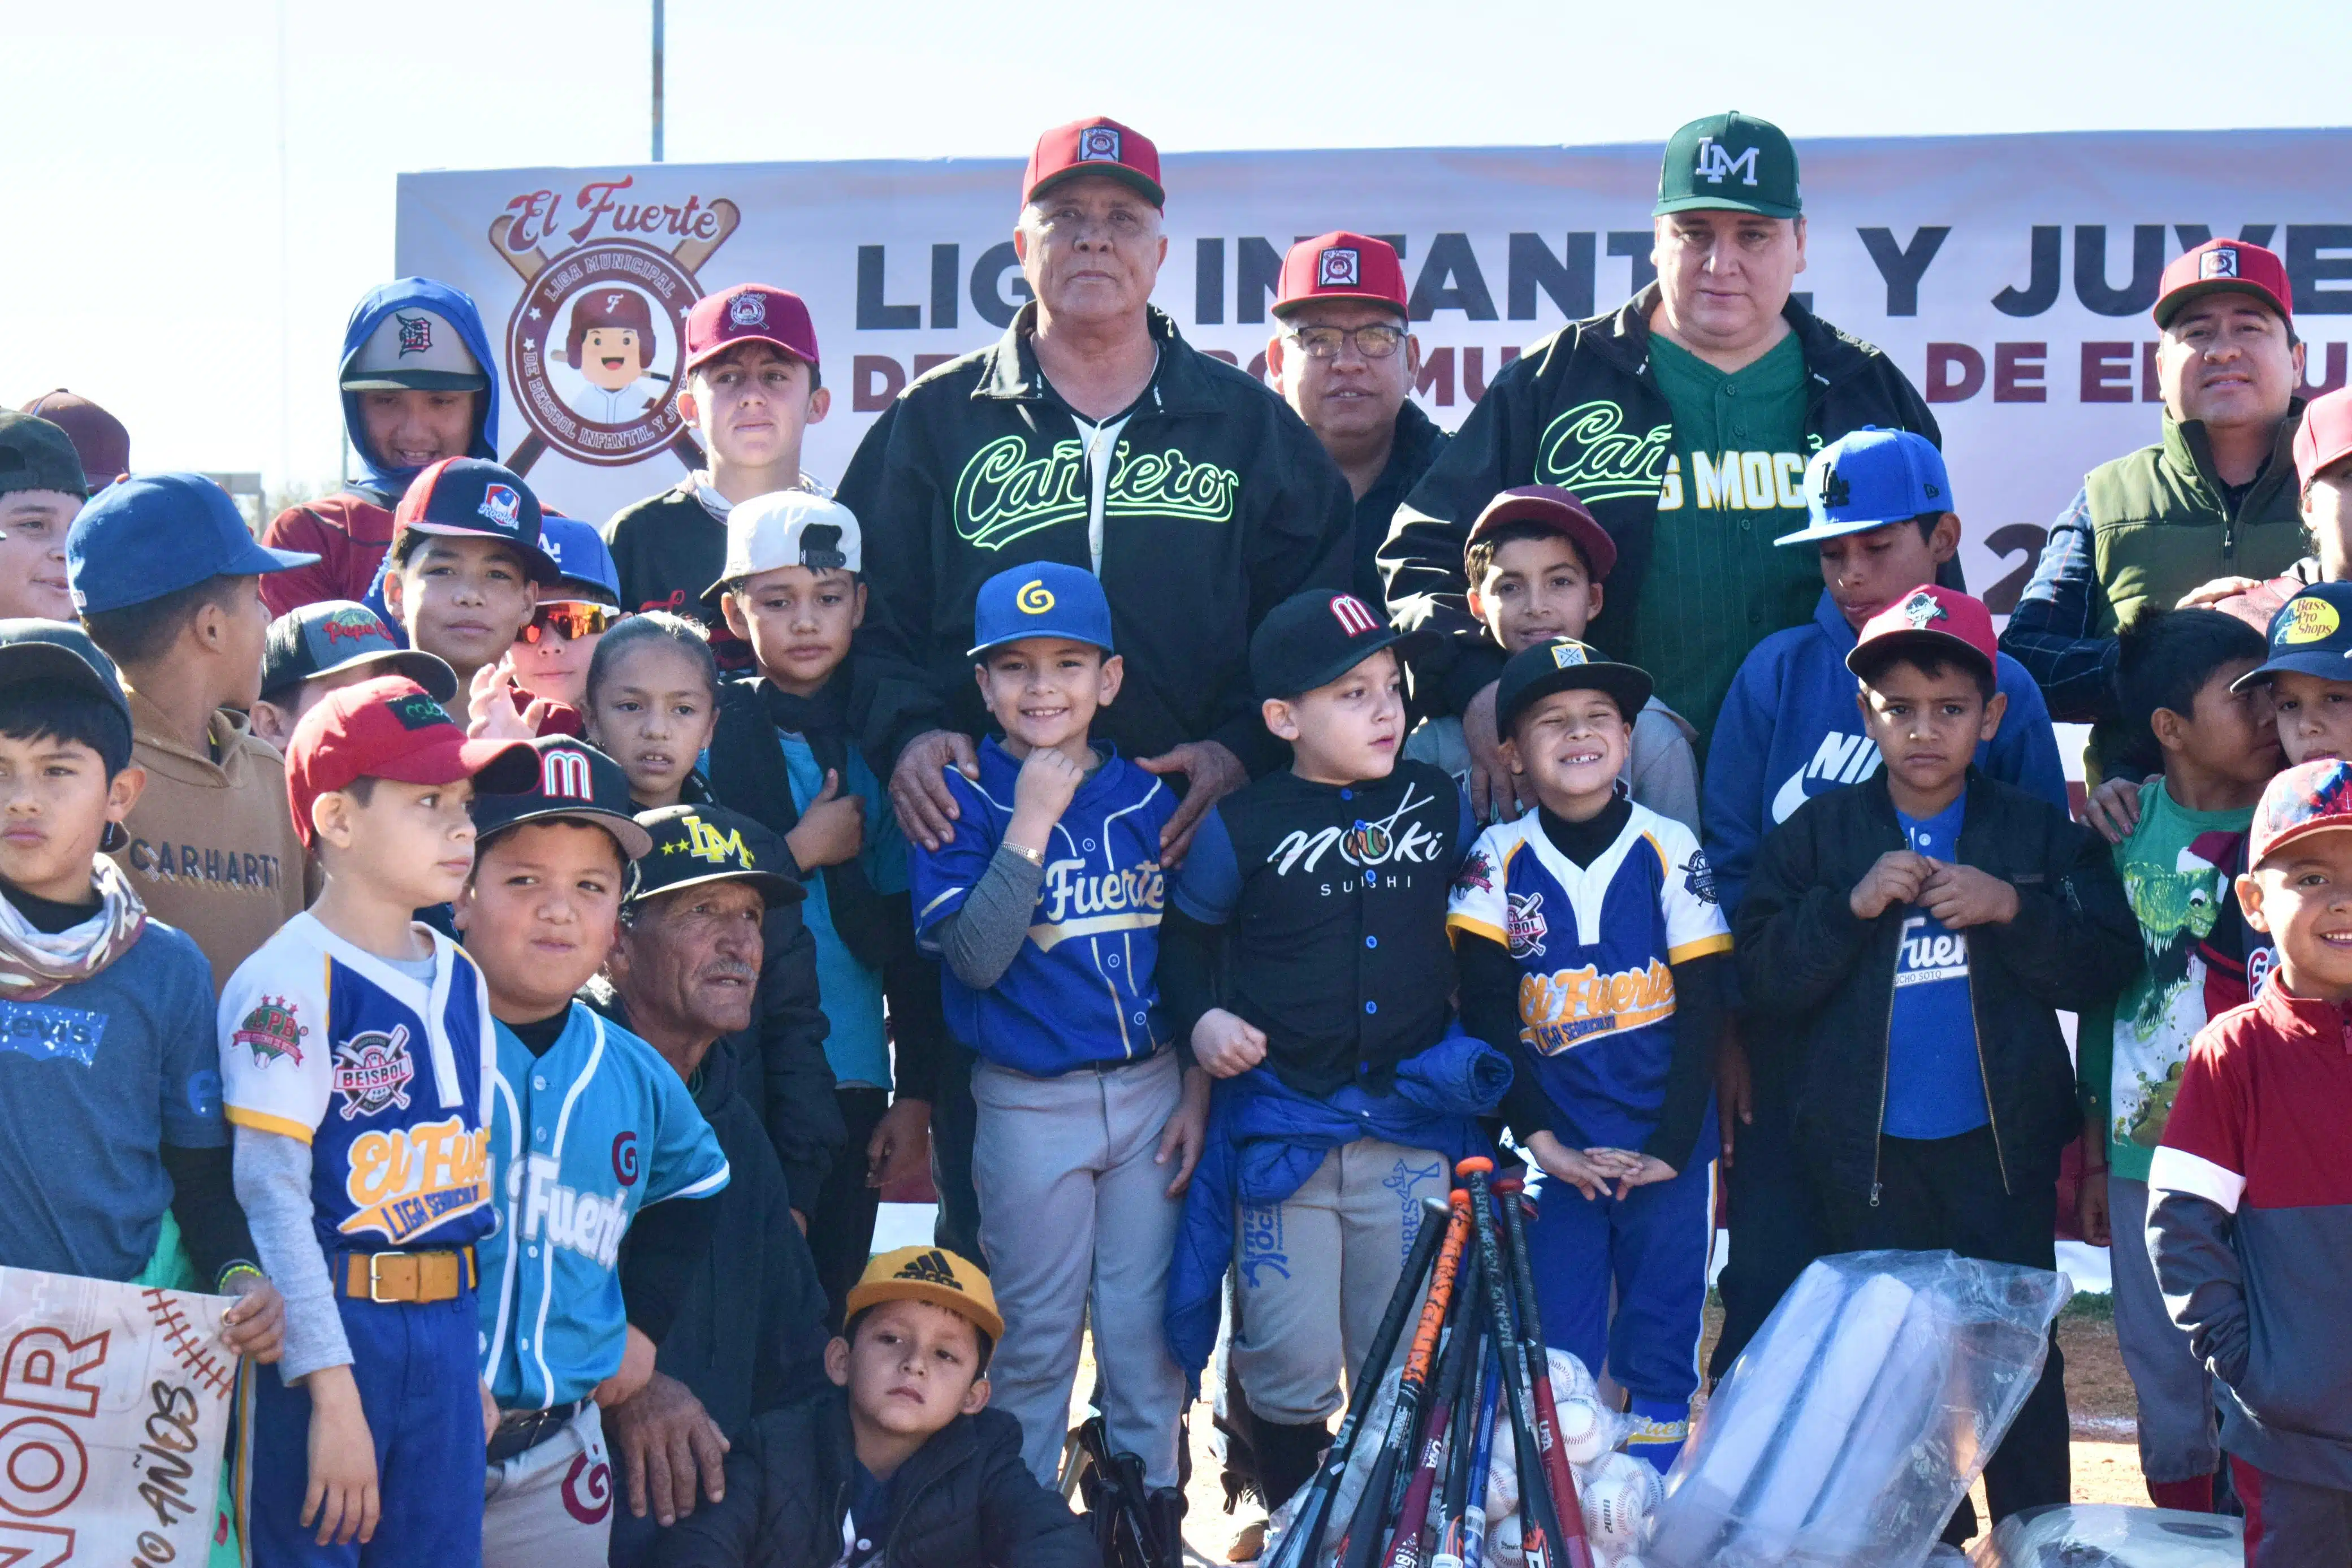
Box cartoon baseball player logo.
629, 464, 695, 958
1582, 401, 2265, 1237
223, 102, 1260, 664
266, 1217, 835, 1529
564, 288, 664, 424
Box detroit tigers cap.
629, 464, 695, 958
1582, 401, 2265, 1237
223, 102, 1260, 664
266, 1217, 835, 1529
67, 473, 319, 615
630, 802, 802, 908
685, 284, 820, 374
1495, 638, 1653, 734
393, 457, 563, 586
469, 736, 654, 862
2154, 239, 2293, 330
2234, 582, 2352, 692
1250, 589, 1421, 700
2295, 386, 2352, 492
341, 305, 487, 392
283, 675, 538, 848
846, 1245, 1003, 1345
0, 412, 89, 500
707, 491, 863, 597
1777, 427, 1953, 546
1846, 584, 1998, 682
2251, 757, 2352, 868
1655, 110, 1801, 220
968, 561, 1115, 659
1464, 486, 1618, 582
1273, 232, 1408, 319
262, 600, 457, 704
18, 392, 128, 489
539, 515, 623, 607
0, 620, 131, 732
1024, 116, 1164, 210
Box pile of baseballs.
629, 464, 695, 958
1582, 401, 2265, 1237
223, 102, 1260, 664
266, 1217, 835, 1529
1476, 1352, 1662, 1568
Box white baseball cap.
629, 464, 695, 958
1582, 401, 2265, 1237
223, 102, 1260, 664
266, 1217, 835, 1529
706, 491, 863, 596
341, 308, 487, 392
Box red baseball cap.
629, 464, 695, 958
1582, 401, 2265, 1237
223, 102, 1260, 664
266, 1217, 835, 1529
2296, 387, 2352, 491
2154, 239, 2293, 330
1464, 486, 1618, 583
1023, 116, 1163, 210
18, 390, 128, 487
685, 285, 820, 374
1274, 232, 1408, 319
284, 675, 538, 848
1846, 585, 1998, 680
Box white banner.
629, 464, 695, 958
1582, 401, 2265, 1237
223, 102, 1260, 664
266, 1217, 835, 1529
396, 129, 2352, 605
0, 1270, 235, 1566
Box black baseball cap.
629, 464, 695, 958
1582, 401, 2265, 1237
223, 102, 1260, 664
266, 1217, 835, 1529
0, 620, 131, 727
631, 803, 802, 908
1250, 590, 1424, 700
0, 413, 89, 501
1495, 638, 1654, 734
393, 458, 562, 585
469, 737, 655, 862
262, 601, 456, 704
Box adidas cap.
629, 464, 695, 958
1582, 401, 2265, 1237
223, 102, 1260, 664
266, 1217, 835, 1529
845, 1245, 1002, 1343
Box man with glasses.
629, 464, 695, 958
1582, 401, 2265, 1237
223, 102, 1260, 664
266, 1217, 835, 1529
1266, 232, 1448, 606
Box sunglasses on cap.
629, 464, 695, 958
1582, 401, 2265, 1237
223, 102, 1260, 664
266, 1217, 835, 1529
521, 603, 619, 644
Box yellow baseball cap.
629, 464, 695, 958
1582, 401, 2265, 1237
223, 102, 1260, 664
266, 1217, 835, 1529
846, 1246, 1003, 1343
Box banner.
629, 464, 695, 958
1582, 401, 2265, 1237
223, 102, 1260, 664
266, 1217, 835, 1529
0, 1270, 236, 1566
396, 129, 2352, 603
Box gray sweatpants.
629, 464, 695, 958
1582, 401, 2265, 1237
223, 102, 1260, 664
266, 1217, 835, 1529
482, 1401, 611, 1567
1232, 1138, 1449, 1426
973, 1050, 1188, 1489
2111, 1175, 2219, 1484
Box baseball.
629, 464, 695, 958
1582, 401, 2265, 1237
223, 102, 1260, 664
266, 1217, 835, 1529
1484, 1422, 1518, 1517
1547, 1347, 1598, 1404
1555, 1393, 1612, 1465
1489, 1510, 1524, 1568
1581, 1450, 1663, 1550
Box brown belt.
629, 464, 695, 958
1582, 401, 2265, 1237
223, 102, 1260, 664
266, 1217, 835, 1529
340, 1248, 476, 1304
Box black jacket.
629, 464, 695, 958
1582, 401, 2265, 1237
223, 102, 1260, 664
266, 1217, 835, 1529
1734, 768, 2137, 1200
652, 1389, 1097, 1568
721, 815, 845, 1212
839, 304, 1354, 777
603, 479, 757, 674
1348, 401, 1449, 609
1380, 284, 1945, 714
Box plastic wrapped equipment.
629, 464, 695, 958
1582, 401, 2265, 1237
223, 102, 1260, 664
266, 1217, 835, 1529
1647, 1250, 2071, 1568
1970, 1505, 2242, 1567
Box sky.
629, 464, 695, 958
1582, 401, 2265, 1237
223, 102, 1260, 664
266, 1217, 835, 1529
7, 0, 2349, 496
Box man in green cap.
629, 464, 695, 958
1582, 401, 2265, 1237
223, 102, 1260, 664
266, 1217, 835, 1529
1381, 110, 1942, 817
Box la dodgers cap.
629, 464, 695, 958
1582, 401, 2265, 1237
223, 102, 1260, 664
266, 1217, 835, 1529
2235, 582, 2352, 692
685, 284, 820, 374
262, 600, 457, 703
540, 515, 623, 607
1464, 486, 1618, 582
846, 1245, 1004, 1344
0, 412, 89, 500
1024, 116, 1164, 210
18, 391, 128, 488
707, 491, 863, 597
340, 304, 487, 392
0, 620, 131, 731
2296, 386, 2352, 492
470, 736, 654, 862
1250, 590, 1420, 700
283, 675, 537, 848
630, 802, 802, 907
393, 457, 563, 586
1274, 232, 1409, 319
67, 473, 319, 615
1778, 427, 1953, 546
2251, 757, 2352, 867
2154, 239, 2293, 330
1846, 584, 1998, 681
1655, 111, 1800, 220
1495, 638, 1654, 734
968, 561, 1115, 659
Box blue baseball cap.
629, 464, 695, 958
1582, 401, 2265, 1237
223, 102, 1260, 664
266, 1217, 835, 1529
968, 562, 1115, 659
539, 515, 621, 606
393, 457, 562, 586
2235, 582, 2352, 691
67, 473, 319, 615
1776, 427, 1953, 547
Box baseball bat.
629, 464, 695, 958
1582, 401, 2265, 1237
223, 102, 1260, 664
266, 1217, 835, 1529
1336, 1192, 1473, 1568
1266, 1195, 1456, 1568
1495, 1176, 1590, 1557
1384, 1249, 1476, 1521
1458, 1158, 1585, 1568
1431, 1326, 1491, 1568
1457, 1345, 1505, 1568
1381, 1259, 1483, 1568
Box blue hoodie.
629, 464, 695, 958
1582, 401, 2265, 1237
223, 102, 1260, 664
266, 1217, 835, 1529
338, 278, 500, 500
1703, 588, 2068, 920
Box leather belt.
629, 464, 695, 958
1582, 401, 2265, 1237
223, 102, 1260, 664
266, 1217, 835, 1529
487, 1401, 582, 1466
339, 1247, 475, 1304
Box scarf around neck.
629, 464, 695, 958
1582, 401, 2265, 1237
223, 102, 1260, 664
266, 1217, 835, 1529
0, 857, 148, 1000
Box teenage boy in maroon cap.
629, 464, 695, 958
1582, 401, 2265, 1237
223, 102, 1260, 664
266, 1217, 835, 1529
1265, 232, 1447, 606
605, 284, 831, 674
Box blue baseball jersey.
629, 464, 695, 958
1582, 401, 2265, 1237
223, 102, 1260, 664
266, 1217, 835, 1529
1447, 804, 1731, 1147
479, 1003, 729, 1409
218, 912, 497, 1254
909, 739, 1175, 1075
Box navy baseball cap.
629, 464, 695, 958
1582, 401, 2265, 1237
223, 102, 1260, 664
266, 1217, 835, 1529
1495, 638, 1653, 734
67, 473, 318, 616
1250, 590, 1420, 699
470, 736, 654, 862
2236, 583, 2352, 692
968, 562, 1115, 659
262, 600, 456, 704
0, 619, 131, 729
1778, 428, 1953, 547
392, 458, 561, 585
539, 515, 622, 606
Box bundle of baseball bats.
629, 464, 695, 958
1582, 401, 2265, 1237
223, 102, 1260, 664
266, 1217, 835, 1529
1263, 1156, 1597, 1568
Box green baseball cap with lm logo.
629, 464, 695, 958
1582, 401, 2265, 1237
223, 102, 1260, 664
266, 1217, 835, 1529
1655, 111, 1802, 221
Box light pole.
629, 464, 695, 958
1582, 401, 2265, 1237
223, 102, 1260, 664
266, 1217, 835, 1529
651, 0, 665, 162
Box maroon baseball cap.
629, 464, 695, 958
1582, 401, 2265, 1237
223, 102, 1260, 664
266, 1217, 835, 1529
2154, 239, 2293, 330
1274, 232, 1408, 319
685, 285, 820, 374
2296, 387, 2352, 491
1023, 116, 1163, 210
284, 675, 537, 848
19, 390, 128, 487
1846, 584, 1999, 680
1465, 486, 1618, 583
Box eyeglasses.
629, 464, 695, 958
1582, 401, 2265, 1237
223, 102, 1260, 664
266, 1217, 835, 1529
1284, 323, 1409, 360
522, 603, 618, 644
